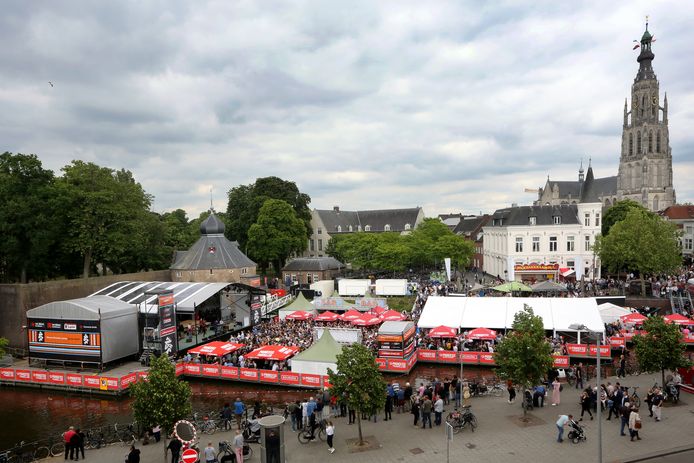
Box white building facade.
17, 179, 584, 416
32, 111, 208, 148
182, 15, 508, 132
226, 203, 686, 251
482, 202, 602, 282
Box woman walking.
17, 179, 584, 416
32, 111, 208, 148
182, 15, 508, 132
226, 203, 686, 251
579, 390, 593, 420
233, 427, 244, 463
507, 380, 516, 404
411, 397, 420, 427
551, 378, 561, 406
326, 421, 335, 454
628, 407, 642, 441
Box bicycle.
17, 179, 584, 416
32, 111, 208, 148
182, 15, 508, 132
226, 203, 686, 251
486, 383, 504, 397
114, 423, 137, 446
445, 406, 477, 433
297, 420, 326, 444
193, 412, 218, 435
85, 428, 107, 450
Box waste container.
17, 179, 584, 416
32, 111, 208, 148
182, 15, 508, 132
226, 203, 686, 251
258, 415, 285, 463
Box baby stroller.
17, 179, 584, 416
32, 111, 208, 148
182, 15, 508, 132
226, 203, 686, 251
567, 419, 587, 444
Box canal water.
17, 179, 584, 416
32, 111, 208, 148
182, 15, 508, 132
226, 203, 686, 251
0, 364, 489, 450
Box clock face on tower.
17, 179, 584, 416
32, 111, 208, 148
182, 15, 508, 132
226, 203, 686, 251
652, 95, 657, 105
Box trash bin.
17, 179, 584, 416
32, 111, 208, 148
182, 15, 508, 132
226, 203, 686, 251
259, 415, 285, 463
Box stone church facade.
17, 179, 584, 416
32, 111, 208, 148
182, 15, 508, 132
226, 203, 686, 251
537, 23, 675, 212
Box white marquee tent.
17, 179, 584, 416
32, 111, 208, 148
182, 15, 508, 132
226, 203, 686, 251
417, 297, 604, 334
598, 302, 632, 324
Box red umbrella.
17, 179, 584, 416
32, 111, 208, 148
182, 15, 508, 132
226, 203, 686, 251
285, 311, 314, 320
315, 311, 340, 322
351, 313, 382, 326
664, 314, 693, 325
371, 305, 387, 315
620, 312, 647, 325
428, 325, 458, 338
467, 327, 497, 340
340, 309, 363, 321
188, 341, 244, 356
380, 309, 405, 321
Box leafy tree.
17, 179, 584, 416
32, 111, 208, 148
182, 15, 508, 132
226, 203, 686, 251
0, 337, 8, 358
247, 199, 307, 274
327, 344, 386, 446
372, 234, 413, 272
433, 234, 474, 269
595, 208, 680, 295
494, 305, 554, 414
0, 152, 62, 282
226, 177, 311, 249
633, 316, 691, 387
57, 161, 153, 278
162, 209, 198, 252
131, 355, 191, 456
601, 199, 647, 236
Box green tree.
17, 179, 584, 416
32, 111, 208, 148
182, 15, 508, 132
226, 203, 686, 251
372, 234, 412, 273
0, 337, 8, 357
494, 305, 554, 414
0, 152, 62, 282
327, 344, 386, 446
601, 199, 647, 236
247, 199, 307, 274
595, 208, 680, 295
57, 161, 153, 278
226, 177, 311, 249
633, 316, 691, 387
433, 234, 474, 269
131, 355, 191, 458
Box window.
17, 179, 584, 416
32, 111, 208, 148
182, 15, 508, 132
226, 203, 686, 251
686, 226, 693, 236
364, 225, 371, 232
515, 237, 523, 253
404, 223, 411, 231
532, 236, 540, 252
337, 225, 342, 232
318, 239, 323, 251
553, 215, 561, 225
637, 131, 641, 153
567, 260, 575, 269
529, 216, 536, 225
629, 133, 633, 155
584, 213, 590, 226
566, 236, 575, 252
656, 131, 661, 152
384, 224, 391, 231
310, 240, 315, 251
595, 213, 600, 227
317, 227, 322, 235
357, 225, 362, 232
648, 131, 653, 152
549, 236, 558, 252
585, 236, 591, 251
685, 238, 693, 251
307, 274, 313, 284
348, 225, 353, 232
313, 273, 319, 282
291, 274, 298, 283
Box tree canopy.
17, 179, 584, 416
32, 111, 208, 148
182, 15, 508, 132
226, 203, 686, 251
226, 176, 311, 249
633, 316, 691, 387
601, 199, 647, 236
595, 208, 681, 295
327, 343, 386, 445
494, 304, 554, 411
130, 355, 192, 432
326, 218, 474, 272
247, 199, 308, 273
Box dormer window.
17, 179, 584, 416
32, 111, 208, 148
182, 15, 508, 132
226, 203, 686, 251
337, 225, 342, 232
357, 225, 362, 232
404, 223, 411, 231
348, 225, 353, 232
553, 216, 561, 225
384, 224, 391, 231
364, 225, 371, 232
529, 216, 536, 226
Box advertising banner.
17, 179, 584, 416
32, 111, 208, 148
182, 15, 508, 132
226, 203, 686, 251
354, 298, 387, 309
120, 373, 138, 389
201, 365, 220, 377
137, 372, 149, 381
437, 351, 458, 363
322, 376, 332, 389
553, 356, 570, 367
461, 352, 480, 364
66, 373, 83, 386
221, 367, 239, 379
300, 374, 321, 387
158, 292, 178, 357
28, 318, 101, 363
417, 350, 437, 362
378, 349, 404, 358
314, 298, 346, 311
279, 372, 300, 385
175, 363, 185, 376
588, 345, 611, 356
375, 358, 387, 370
0, 368, 16, 380
83, 375, 101, 388
185, 364, 201, 376
239, 368, 258, 381
31, 371, 48, 383
478, 353, 496, 365
609, 337, 626, 348
259, 370, 279, 383
566, 344, 587, 356
15, 370, 31, 381
48, 372, 66, 385
387, 359, 407, 371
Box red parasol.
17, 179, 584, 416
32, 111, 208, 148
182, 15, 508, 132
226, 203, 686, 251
664, 314, 693, 325
467, 327, 497, 340
315, 311, 340, 322
245, 345, 300, 361
620, 312, 647, 325
379, 309, 406, 321
371, 305, 387, 315
351, 313, 382, 326
285, 311, 314, 320
188, 341, 244, 357
428, 325, 458, 338
340, 309, 363, 321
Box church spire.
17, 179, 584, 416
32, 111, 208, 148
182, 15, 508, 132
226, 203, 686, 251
578, 159, 584, 183
635, 18, 656, 81
623, 98, 628, 127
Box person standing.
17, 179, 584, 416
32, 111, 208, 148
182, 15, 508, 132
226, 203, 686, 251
575, 363, 584, 390
288, 401, 298, 432
618, 354, 626, 378
348, 405, 356, 425
555, 414, 571, 443
222, 403, 233, 431
551, 378, 561, 406
421, 396, 432, 429
620, 401, 631, 436
233, 427, 244, 463
404, 382, 413, 412
507, 380, 516, 404
126, 445, 140, 463
434, 395, 444, 426
384, 387, 393, 421
167, 437, 182, 463
651, 388, 663, 422
62, 426, 75, 461
463, 383, 471, 407
234, 398, 246, 430
628, 407, 642, 441
203, 442, 217, 463
152, 425, 161, 443
411, 398, 420, 427
579, 390, 593, 421
326, 420, 335, 454
74, 428, 85, 460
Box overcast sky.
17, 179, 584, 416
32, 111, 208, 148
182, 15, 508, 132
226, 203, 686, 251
2, 1, 692, 218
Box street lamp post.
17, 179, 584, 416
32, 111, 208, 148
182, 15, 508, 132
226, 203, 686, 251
569, 323, 602, 463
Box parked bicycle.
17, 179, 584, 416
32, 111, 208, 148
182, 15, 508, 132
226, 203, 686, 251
446, 406, 477, 433
297, 419, 326, 444
218, 440, 253, 462
114, 423, 137, 446
193, 412, 218, 435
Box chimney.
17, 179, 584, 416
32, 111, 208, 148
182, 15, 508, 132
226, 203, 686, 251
333, 206, 340, 213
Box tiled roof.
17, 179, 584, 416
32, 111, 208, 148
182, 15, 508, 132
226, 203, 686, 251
489, 204, 580, 226
316, 207, 422, 233
661, 205, 694, 220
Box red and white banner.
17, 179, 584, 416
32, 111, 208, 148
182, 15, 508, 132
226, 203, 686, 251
609, 337, 626, 348
301, 374, 321, 387
137, 372, 149, 381
478, 353, 496, 365
184, 364, 202, 375
437, 351, 458, 363
175, 363, 185, 376
83, 375, 101, 388
221, 367, 239, 379
259, 370, 279, 383
461, 352, 480, 364
387, 359, 408, 371
553, 355, 570, 367
120, 373, 137, 389
279, 372, 300, 385
375, 358, 387, 370
15, 370, 31, 381
48, 372, 66, 385
0, 368, 15, 380
201, 365, 221, 377
245, 345, 299, 361
417, 350, 437, 361
588, 345, 610, 356
31, 371, 48, 383
322, 376, 332, 388
566, 344, 587, 356
239, 368, 258, 381
66, 373, 83, 386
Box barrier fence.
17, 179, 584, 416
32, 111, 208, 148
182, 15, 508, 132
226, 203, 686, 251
409, 350, 570, 369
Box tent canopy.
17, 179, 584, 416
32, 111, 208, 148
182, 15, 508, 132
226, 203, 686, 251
378, 321, 415, 336
245, 345, 300, 361
417, 297, 604, 333
351, 313, 382, 326
492, 281, 532, 293
427, 325, 458, 338
188, 341, 244, 356
340, 309, 363, 321
279, 292, 314, 312
531, 280, 568, 292
285, 311, 314, 320
598, 303, 632, 324
315, 311, 340, 322
291, 330, 342, 363
27, 295, 135, 321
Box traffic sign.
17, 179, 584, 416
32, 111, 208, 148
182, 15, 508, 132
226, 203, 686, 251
181, 448, 198, 463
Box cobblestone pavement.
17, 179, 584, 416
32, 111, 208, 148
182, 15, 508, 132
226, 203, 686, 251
46, 371, 694, 462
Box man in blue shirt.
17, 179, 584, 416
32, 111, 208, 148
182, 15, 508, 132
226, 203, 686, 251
556, 414, 572, 443
306, 397, 317, 440
533, 385, 546, 408
234, 398, 245, 429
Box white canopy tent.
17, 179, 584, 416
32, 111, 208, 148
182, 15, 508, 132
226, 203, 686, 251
598, 302, 632, 324
417, 297, 604, 335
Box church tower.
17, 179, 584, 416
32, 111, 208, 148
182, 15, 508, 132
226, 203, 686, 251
617, 21, 676, 211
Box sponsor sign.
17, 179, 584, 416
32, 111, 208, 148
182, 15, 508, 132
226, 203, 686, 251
609, 337, 626, 348
354, 298, 387, 309
461, 352, 480, 364
417, 350, 437, 361
137, 372, 149, 381
31, 371, 48, 383
314, 297, 346, 311
553, 356, 570, 367
83, 375, 101, 388
48, 372, 66, 385
387, 359, 407, 371
437, 351, 458, 363
0, 368, 16, 380
239, 368, 258, 381
158, 291, 178, 357
120, 373, 138, 389
201, 365, 220, 377
28, 318, 102, 362
279, 372, 299, 385
322, 376, 332, 388
375, 358, 387, 370
99, 377, 108, 391
184, 364, 201, 375
566, 344, 587, 356
377, 335, 403, 343
478, 353, 496, 365
175, 363, 185, 376
588, 345, 611, 356
259, 370, 279, 383
221, 367, 239, 379
378, 349, 405, 358
514, 263, 559, 272
66, 373, 83, 386
15, 370, 31, 381
300, 374, 321, 387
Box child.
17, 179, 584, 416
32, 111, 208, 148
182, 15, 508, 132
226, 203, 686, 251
326, 421, 335, 454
